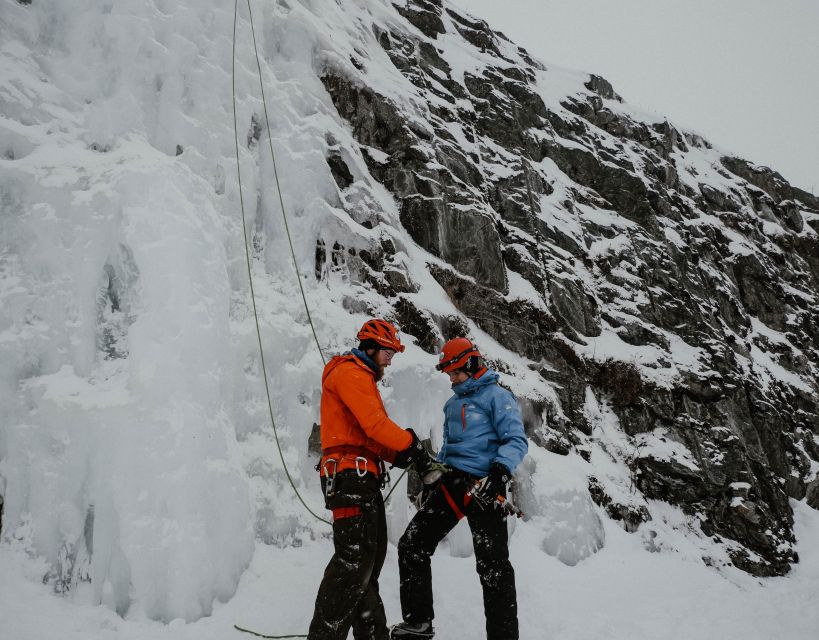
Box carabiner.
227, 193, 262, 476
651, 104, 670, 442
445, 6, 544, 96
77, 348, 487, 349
354, 456, 368, 477
378, 459, 390, 489
322, 458, 339, 497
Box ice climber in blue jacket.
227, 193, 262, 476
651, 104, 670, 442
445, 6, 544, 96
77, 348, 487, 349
391, 337, 528, 640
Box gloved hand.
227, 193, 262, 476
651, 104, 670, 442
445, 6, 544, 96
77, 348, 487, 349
414, 461, 450, 509
474, 462, 511, 509
393, 429, 433, 473
422, 461, 450, 486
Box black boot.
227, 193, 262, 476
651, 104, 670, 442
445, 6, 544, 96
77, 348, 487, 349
390, 621, 434, 639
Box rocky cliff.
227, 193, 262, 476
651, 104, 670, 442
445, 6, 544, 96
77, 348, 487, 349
315, 0, 819, 576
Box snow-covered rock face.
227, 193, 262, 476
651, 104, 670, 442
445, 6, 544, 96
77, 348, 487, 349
1, 0, 817, 623
314, 0, 819, 577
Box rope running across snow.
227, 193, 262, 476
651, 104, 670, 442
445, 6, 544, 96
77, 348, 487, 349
234, 623, 307, 639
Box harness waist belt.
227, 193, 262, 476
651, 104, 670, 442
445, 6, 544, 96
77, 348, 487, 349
320, 444, 384, 477
441, 484, 473, 520
322, 444, 380, 459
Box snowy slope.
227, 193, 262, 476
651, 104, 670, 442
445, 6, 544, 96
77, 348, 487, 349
2, 496, 819, 639
1, 0, 818, 638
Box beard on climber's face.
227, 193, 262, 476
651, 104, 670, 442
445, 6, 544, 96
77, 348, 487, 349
369, 348, 396, 381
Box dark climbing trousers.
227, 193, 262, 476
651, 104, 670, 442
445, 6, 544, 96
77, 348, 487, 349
398, 472, 518, 640
308, 471, 389, 640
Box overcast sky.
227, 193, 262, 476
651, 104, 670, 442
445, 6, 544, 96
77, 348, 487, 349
454, 0, 819, 194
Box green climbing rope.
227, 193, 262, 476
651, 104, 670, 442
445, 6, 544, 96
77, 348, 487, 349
234, 623, 307, 639
232, 0, 330, 525
232, 0, 419, 526
243, 0, 326, 366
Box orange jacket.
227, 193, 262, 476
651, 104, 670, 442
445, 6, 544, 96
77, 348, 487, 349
319, 353, 412, 477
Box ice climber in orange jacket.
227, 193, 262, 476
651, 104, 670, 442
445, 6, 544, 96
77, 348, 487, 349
307, 319, 434, 640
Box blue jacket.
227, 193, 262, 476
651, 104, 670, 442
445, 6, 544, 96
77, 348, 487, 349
438, 369, 528, 477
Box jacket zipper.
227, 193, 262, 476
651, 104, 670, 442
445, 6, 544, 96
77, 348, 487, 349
461, 404, 467, 432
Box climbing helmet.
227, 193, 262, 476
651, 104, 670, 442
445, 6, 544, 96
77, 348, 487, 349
356, 319, 406, 353
437, 337, 481, 373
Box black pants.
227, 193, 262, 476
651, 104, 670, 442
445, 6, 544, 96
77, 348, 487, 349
398, 473, 518, 640
308, 472, 389, 640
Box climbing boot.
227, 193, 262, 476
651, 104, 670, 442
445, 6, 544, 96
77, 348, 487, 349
390, 621, 434, 639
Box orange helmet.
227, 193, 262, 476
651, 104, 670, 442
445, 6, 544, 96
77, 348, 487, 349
437, 337, 481, 373
356, 319, 405, 353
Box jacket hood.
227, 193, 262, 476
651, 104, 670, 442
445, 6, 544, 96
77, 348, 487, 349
451, 368, 499, 397
322, 350, 378, 384
350, 348, 380, 375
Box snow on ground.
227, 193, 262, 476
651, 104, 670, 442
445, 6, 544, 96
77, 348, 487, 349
3, 497, 819, 640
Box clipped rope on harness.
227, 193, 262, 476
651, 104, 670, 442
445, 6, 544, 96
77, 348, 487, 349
232, 0, 330, 526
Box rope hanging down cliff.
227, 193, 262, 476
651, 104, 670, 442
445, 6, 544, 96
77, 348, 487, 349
231, 0, 409, 528
232, 0, 329, 526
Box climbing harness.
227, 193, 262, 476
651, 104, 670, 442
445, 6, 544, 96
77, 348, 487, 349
321, 458, 339, 498
331, 506, 362, 521
467, 478, 525, 518
354, 455, 369, 477
378, 458, 391, 488
495, 494, 525, 519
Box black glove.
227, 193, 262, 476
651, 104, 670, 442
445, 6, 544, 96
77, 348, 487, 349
416, 461, 449, 508
474, 462, 511, 509
393, 429, 433, 473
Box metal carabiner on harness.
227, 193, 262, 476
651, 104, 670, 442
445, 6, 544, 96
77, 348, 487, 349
354, 456, 368, 477
378, 458, 390, 489
322, 458, 339, 497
